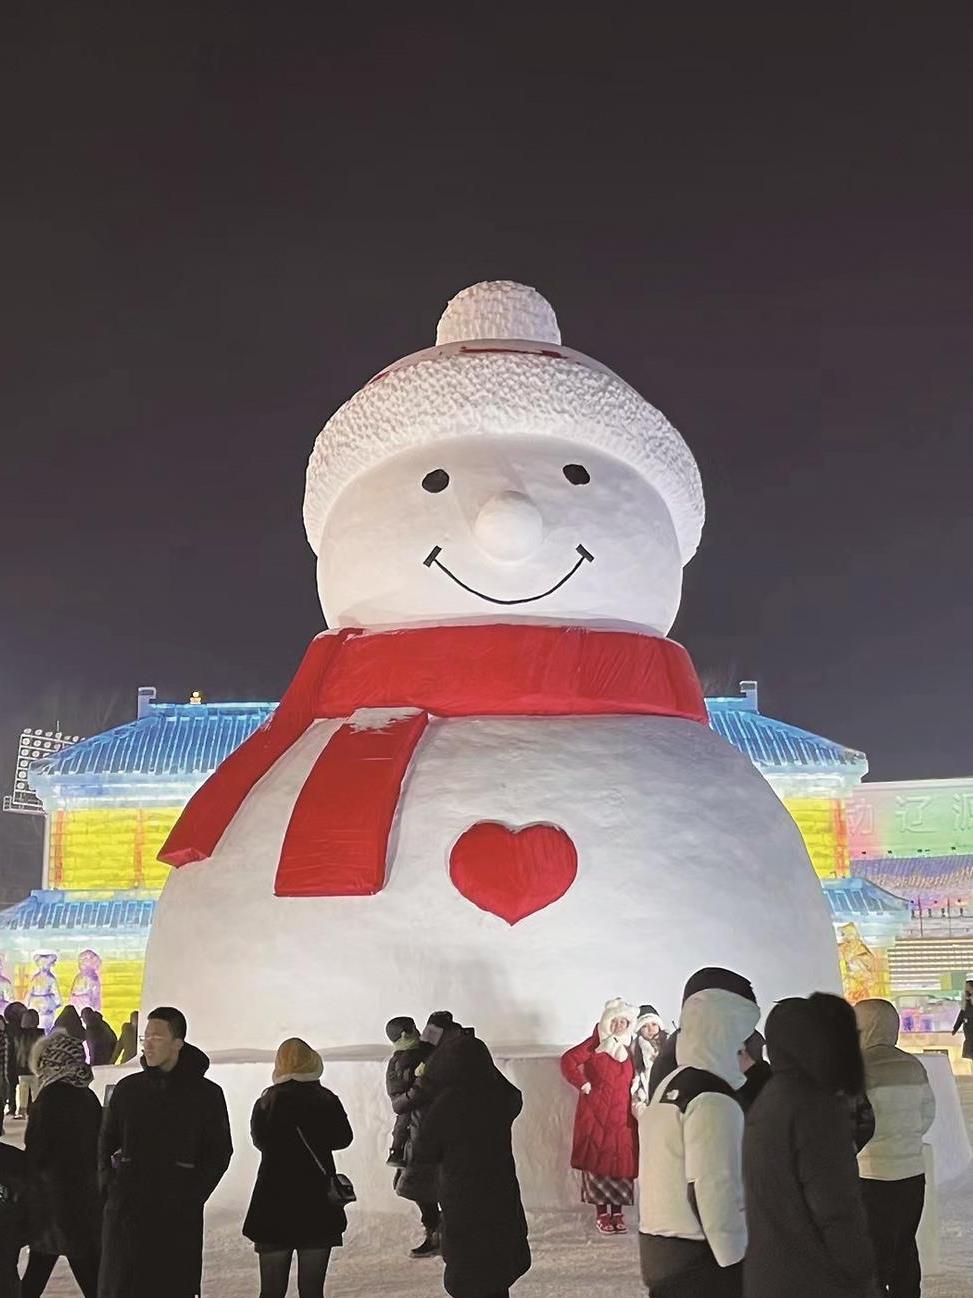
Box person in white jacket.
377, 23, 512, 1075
637, 969, 760, 1297
854, 998, 936, 1298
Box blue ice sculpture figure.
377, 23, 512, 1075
69, 949, 102, 1014
27, 952, 62, 1032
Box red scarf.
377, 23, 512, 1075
159, 624, 707, 896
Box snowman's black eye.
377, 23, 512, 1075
422, 469, 450, 493
563, 464, 590, 485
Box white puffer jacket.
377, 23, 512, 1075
638, 987, 760, 1266
855, 999, 936, 1181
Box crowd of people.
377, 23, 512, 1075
0, 969, 944, 1298
559, 967, 937, 1298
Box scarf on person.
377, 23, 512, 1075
160, 623, 708, 897
36, 1032, 93, 1090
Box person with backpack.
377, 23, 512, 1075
743, 993, 876, 1298
638, 970, 760, 1296
243, 1037, 353, 1298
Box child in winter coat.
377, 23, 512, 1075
384, 1016, 425, 1166
388, 1010, 453, 1258
561, 998, 639, 1235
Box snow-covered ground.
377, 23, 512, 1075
12, 1080, 973, 1296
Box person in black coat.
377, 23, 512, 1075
50, 1007, 85, 1045
21, 1033, 102, 1298
97, 1006, 232, 1298
4, 1005, 26, 1122
0, 1019, 10, 1136
737, 1031, 772, 1111
951, 980, 973, 1059
0, 1141, 28, 1298
15, 1012, 45, 1118
390, 1010, 453, 1259
80, 1011, 117, 1068
242, 1036, 353, 1298
742, 994, 877, 1298
410, 1029, 531, 1298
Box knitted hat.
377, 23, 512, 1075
682, 967, 757, 1006
273, 1037, 323, 1085
635, 1004, 666, 1034
385, 1015, 419, 1043
34, 1032, 93, 1090
303, 280, 704, 563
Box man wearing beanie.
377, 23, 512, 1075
386, 1011, 452, 1258
638, 970, 759, 1297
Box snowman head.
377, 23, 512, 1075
305, 282, 704, 635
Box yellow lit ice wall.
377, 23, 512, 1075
783, 796, 850, 880
48, 806, 179, 891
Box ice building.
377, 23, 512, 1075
0, 691, 274, 1028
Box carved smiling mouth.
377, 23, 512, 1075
423, 544, 594, 605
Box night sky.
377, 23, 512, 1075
2, 7, 971, 893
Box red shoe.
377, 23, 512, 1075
611, 1211, 628, 1233
595, 1212, 615, 1235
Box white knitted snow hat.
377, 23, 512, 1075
303, 280, 704, 562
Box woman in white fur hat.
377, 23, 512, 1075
560, 998, 639, 1235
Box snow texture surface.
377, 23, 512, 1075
143, 714, 840, 1055
303, 282, 704, 562
436, 280, 562, 346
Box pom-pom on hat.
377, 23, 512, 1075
303, 280, 704, 563
273, 1037, 324, 1085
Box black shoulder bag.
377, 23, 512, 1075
296, 1126, 357, 1209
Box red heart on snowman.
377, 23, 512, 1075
449, 821, 578, 925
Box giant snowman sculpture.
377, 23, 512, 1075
145, 281, 839, 1060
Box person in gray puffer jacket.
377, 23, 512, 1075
854, 999, 935, 1298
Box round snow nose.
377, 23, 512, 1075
473, 491, 544, 561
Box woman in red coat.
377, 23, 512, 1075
560, 998, 638, 1235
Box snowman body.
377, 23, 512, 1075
143, 707, 839, 1051
144, 280, 841, 1051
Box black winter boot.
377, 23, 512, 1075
410, 1230, 441, 1258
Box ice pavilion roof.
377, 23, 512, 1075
706, 696, 867, 778
28, 702, 275, 800
0, 889, 157, 935
851, 855, 973, 902
27, 688, 866, 802
821, 876, 912, 923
